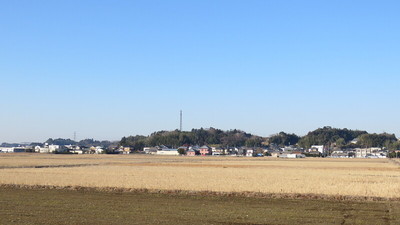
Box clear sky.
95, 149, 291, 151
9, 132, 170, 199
1, 0, 399, 143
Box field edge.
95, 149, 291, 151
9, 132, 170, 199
1, 183, 398, 202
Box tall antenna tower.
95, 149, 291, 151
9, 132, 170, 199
74, 131, 76, 142
180, 110, 182, 132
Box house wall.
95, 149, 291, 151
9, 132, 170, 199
311, 145, 324, 154
356, 148, 372, 158
187, 151, 196, 156
0, 147, 14, 153
157, 150, 179, 156
200, 148, 211, 156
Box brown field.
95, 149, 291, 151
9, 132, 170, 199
1, 154, 400, 200
2, 187, 400, 225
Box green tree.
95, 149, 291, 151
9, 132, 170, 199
245, 137, 263, 147
335, 138, 346, 148
358, 133, 397, 148
268, 132, 300, 147
298, 127, 367, 149
177, 148, 186, 155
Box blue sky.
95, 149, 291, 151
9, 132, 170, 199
1, 0, 399, 142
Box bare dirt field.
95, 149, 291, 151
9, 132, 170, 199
1, 154, 399, 200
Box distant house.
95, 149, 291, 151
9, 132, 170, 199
281, 146, 302, 152
189, 145, 200, 151
306, 150, 321, 157
178, 146, 188, 151
280, 152, 305, 158
13, 147, 26, 153
88, 146, 104, 154
0, 147, 15, 153
310, 145, 324, 154
356, 148, 372, 158
157, 147, 179, 156
187, 146, 200, 155
330, 150, 349, 158
65, 145, 84, 154
199, 145, 212, 156
48, 144, 60, 152
227, 147, 239, 155
237, 148, 245, 156
143, 147, 158, 154
280, 153, 295, 158
350, 138, 359, 144
70, 149, 83, 154
270, 151, 281, 158
186, 149, 196, 156
245, 149, 254, 157
119, 147, 131, 154
0, 147, 27, 153
35, 146, 51, 153
212, 147, 224, 155
157, 145, 169, 150
355, 147, 386, 158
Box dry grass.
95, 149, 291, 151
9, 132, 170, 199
1, 154, 400, 200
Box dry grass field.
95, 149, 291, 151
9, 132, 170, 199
1, 154, 400, 200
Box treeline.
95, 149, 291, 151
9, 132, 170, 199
0, 143, 23, 147
120, 128, 264, 150
120, 126, 400, 151
297, 127, 367, 148
358, 133, 398, 149
267, 132, 300, 147
297, 127, 399, 150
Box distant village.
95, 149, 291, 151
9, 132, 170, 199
0, 138, 398, 159
142, 142, 392, 159
1, 127, 400, 158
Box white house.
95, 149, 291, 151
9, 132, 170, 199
246, 149, 254, 157
310, 145, 324, 154
48, 145, 60, 152
118, 147, 130, 154
350, 138, 359, 144
34, 144, 61, 153
280, 153, 305, 158
212, 147, 224, 155
0, 147, 15, 153
35, 146, 49, 153
157, 149, 179, 156
355, 147, 385, 158
144, 147, 158, 154
93, 146, 104, 154
70, 149, 83, 154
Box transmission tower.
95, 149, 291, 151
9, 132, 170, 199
180, 110, 182, 132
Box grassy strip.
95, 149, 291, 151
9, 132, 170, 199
1, 183, 398, 202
